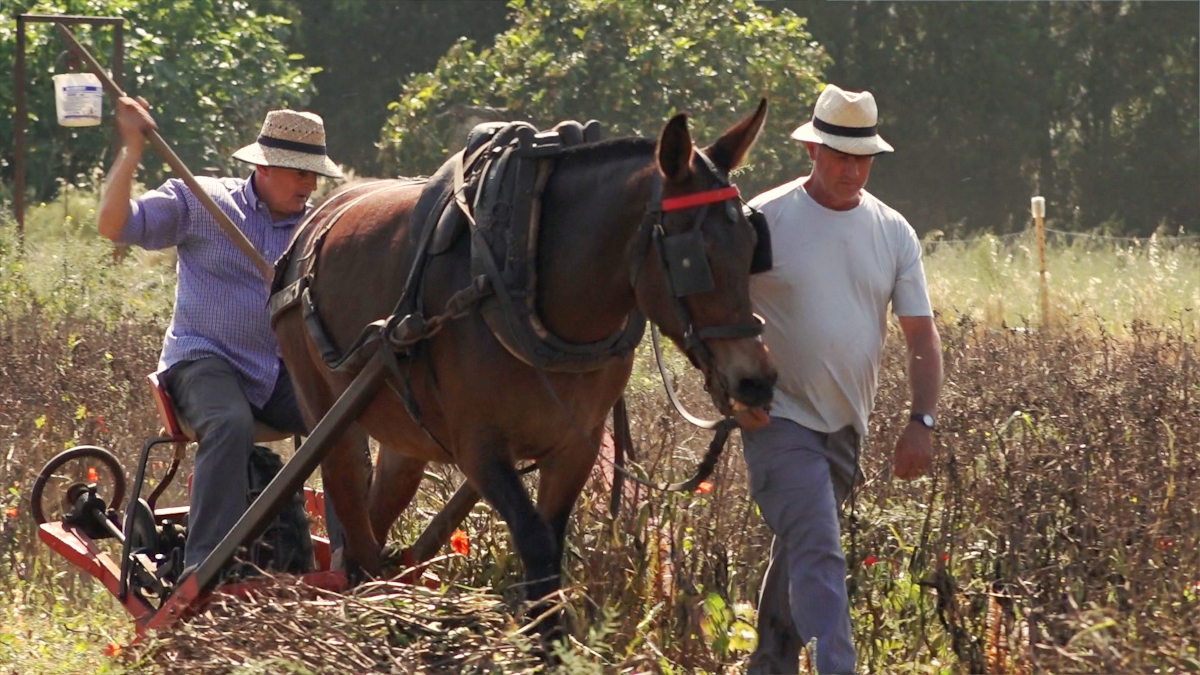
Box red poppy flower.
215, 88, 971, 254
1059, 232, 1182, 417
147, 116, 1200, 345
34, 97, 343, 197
104, 642, 122, 657
863, 555, 879, 567
88, 467, 99, 482
696, 480, 714, 494
4, 507, 16, 518
450, 529, 470, 556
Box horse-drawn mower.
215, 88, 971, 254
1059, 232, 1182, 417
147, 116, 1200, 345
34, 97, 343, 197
30, 370, 469, 636
31, 23, 770, 642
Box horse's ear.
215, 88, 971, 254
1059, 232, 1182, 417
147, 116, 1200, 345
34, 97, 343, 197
657, 112, 694, 183
705, 98, 769, 174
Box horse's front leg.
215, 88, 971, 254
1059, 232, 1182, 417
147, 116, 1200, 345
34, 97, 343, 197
535, 434, 603, 605
459, 442, 559, 602
368, 447, 427, 544
536, 435, 602, 577
320, 423, 381, 577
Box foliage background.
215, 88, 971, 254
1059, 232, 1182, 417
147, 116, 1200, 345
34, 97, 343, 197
377, 0, 828, 198
5, 0, 1193, 235
1, 0, 315, 202
790, 0, 1200, 236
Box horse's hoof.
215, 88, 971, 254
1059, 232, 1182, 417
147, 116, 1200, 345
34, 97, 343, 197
343, 558, 377, 586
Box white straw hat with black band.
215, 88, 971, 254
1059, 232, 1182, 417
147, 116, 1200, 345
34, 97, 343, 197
231, 109, 344, 178
791, 84, 894, 156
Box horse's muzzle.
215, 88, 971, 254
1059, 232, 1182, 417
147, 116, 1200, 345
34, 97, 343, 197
733, 373, 776, 410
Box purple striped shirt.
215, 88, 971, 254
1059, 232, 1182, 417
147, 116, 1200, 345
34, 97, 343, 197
117, 174, 303, 407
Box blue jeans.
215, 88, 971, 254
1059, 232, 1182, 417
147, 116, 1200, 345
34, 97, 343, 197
743, 418, 860, 675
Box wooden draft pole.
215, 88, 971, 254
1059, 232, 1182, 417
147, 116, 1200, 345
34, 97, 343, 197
1031, 196, 1049, 327
54, 23, 274, 281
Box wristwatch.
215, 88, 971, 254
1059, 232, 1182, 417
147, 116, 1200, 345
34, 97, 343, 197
910, 412, 937, 430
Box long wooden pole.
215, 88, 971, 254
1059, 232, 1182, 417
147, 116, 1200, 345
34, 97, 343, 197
1031, 196, 1049, 327
54, 23, 273, 281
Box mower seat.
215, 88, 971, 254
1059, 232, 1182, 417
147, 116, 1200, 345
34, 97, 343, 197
148, 372, 292, 443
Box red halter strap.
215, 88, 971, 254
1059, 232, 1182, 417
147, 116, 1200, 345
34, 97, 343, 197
661, 185, 740, 212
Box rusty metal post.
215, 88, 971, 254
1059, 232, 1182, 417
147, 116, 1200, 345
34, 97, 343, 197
110, 21, 128, 263
15, 17, 27, 244
111, 22, 123, 101
12, 15, 126, 244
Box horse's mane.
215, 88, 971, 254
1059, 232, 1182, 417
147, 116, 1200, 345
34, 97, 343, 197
554, 136, 655, 167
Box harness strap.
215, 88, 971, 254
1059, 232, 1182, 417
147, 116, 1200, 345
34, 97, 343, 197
603, 402, 738, 493
452, 142, 494, 227
696, 319, 764, 341
270, 181, 418, 324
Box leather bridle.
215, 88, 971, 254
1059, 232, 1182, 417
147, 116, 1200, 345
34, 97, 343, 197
630, 150, 766, 416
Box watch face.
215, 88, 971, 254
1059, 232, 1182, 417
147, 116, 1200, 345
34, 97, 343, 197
913, 413, 935, 429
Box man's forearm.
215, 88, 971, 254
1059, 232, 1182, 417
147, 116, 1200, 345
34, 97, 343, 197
97, 143, 142, 241
908, 329, 943, 415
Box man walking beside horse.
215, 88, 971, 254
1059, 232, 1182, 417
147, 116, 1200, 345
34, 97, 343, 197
97, 97, 343, 571
739, 84, 944, 674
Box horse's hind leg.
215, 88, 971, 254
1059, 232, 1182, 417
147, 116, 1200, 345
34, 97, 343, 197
461, 448, 559, 602
320, 423, 382, 576
368, 447, 427, 544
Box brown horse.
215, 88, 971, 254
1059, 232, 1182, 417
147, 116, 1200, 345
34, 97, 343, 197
273, 102, 777, 609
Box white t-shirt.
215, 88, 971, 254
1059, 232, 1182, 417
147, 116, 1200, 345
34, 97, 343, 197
748, 178, 932, 437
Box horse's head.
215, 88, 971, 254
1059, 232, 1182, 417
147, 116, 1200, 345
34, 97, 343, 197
633, 100, 777, 416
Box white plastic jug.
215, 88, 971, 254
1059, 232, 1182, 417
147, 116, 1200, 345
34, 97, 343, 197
53, 73, 103, 127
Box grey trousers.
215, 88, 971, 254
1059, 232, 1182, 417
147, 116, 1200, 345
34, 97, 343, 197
164, 357, 319, 568
743, 418, 860, 675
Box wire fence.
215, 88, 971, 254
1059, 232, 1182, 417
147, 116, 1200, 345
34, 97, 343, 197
923, 226, 1200, 252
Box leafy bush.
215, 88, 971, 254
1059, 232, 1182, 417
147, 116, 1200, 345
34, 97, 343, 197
379, 0, 828, 196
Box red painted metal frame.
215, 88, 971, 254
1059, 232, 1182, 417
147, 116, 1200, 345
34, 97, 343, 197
37, 521, 155, 622
38, 354, 457, 634
38, 487, 348, 636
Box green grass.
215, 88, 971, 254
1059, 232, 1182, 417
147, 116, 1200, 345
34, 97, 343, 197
0, 186, 176, 325
0, 577, 133, 674
3, 191, 1196, 336
923, 230, 1199, 336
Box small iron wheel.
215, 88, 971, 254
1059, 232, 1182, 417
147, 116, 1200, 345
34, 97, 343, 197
30, 445, 126, 525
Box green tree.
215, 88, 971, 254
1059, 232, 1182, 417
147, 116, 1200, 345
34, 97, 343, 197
379, 0, 828, 196
252, 0, 512, 174
1, 0, 315, 204
786, 0, 1198, 235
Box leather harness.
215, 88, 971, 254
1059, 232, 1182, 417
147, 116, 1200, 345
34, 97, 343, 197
266, 118, 773, 494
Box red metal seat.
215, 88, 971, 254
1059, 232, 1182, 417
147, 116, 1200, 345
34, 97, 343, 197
147, 372, 291, 443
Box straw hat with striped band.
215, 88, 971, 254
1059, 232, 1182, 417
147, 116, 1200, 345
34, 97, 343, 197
231, 109, 343, 178
791, 84, 894, 156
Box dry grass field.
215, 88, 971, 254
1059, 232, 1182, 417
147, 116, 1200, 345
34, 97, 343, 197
1, 196, 1197, 673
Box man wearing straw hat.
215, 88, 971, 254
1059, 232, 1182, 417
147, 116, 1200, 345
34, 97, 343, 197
97, 98, 344, 572
737, 84, 943, 674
